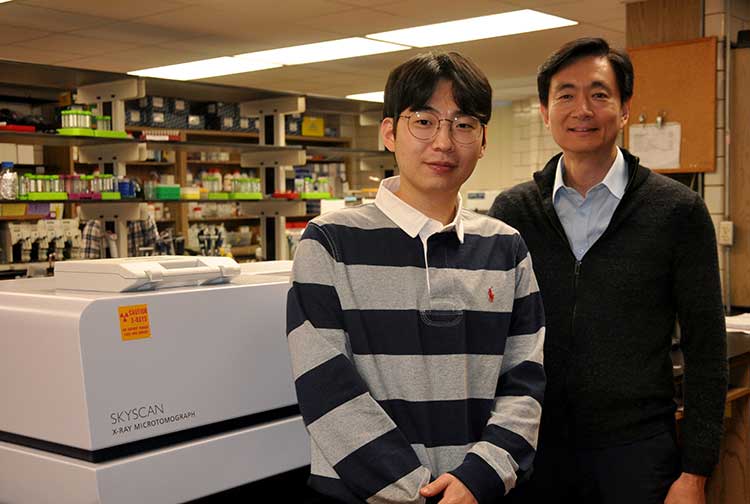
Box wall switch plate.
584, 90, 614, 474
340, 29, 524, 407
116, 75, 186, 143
719, 220, 734, 246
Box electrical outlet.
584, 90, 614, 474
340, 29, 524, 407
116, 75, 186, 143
719, 220, 734, 246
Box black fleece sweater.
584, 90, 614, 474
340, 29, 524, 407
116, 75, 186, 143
489, 148, 727, 475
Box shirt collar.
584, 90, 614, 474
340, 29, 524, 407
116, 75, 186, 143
375, 176, 465, 243
554, 147, 628, 200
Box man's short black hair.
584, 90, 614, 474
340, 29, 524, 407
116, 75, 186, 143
383, 51, 492, 133
537, 37, 634, 106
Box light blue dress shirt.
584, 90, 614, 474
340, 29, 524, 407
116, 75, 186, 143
553, 147, 629, 261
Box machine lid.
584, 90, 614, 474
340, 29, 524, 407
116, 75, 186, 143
54, 256, 241, 292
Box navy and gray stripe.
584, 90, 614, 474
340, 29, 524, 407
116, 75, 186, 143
288, 204, 545, 503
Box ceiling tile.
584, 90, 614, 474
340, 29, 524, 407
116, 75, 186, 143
0, 45, 86, 64
330, 0, 402, 6
67, 21, 201, 45
0, 3, 112, 32
131, 1, 350, 35
12, 34, 136, 56
375, 0, 518, 25
0, 24, 52, 44
292, 8, 406, 36
58, 46, 210, 72
503, 0, 582, 7
156, 26, 343, 57
536, 0, 626, 24
19, 0, 189, 21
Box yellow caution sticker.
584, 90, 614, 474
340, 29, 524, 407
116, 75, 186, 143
118, 304, 152, 341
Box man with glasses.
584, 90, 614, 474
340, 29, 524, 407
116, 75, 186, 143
490, 38, 726, 504
287, 51, 545, 503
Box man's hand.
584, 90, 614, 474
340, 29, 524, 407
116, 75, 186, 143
420, 473, 478, 504
665, 472, 707, 504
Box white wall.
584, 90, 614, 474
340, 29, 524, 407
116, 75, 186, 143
462, 97, 559, 199
461, 102, 514, 197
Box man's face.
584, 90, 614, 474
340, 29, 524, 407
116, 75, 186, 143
380, 79, 486, 200
540, 55, 630, 158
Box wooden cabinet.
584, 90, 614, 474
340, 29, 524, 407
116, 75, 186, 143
730, 47, 750, 308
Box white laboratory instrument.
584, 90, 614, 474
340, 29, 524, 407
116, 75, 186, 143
0, 257, 308, 504
464, 189, 504, 212
1, 222, 32, 263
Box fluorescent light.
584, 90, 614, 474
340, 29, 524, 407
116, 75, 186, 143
367, 10, 577, 47
128, 57, 280, 81
346, 91, 384, 103
0, 1, 13, 3
235, 37, 409, 66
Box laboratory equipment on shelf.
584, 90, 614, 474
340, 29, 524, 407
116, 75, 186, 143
0, 257, 307, 504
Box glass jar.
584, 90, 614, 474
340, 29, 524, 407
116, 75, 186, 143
81, 111, 92, 129
97, 116, 111, 131
49, 175, 61, 193
61, 110, 74, 128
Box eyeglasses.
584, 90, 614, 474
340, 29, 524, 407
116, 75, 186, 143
398, 111, 484, 145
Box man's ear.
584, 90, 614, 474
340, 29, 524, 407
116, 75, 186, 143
381, 117, 396, 152
540, 102, 550, 128
478, 125, 487, 159
620, 99, 631, 128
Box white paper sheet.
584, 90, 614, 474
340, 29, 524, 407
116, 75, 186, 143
628, 123, 681, 169
726, 313, 750, 333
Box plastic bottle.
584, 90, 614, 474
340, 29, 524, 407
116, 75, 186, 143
223, 170, 233, 192
0, 161, 18, 200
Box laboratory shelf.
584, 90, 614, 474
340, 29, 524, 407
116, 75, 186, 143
0, 214, 49, 221
0, 131, 135, 147
186, 160, 244, 165
286, 134, 352, 145
125, 161, 174, 166
304, 145, 390, 159
144, 140, 302, 155
188, 216, 262, 222
127, 127, 261, 140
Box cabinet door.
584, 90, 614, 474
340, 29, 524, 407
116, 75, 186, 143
730, 48, 750, 307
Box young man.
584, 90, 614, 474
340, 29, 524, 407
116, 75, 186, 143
287, 52, 545, 504
490, 38, 727, 504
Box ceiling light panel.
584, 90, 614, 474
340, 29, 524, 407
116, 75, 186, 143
346, 91, 384, 103
128, 57, 280, 81
235, 37, 410, 66
366, 10, 577, 47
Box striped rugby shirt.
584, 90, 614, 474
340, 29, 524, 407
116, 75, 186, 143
287, 178, 545, 504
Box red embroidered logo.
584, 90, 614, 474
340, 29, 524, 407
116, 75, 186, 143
488, 287, 495, 303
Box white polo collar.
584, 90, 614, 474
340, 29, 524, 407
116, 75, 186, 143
374, 176, 465, 243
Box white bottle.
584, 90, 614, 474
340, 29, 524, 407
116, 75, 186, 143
223, 171, 234, 192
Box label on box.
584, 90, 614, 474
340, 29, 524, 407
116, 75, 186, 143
152, 112, 165, 124
153, 97, 164, 108
174, 100, 186, 111
240, 118, 249, 128
223, 117, 234, 128
188, 115, 201, 126
302, 116, 324, 137
289, 121, 298, 133
118, 304, 152, 341
130, 110, 141, 122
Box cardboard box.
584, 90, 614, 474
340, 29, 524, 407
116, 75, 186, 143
0, 143, 18, 164
16, 145, 35, 165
